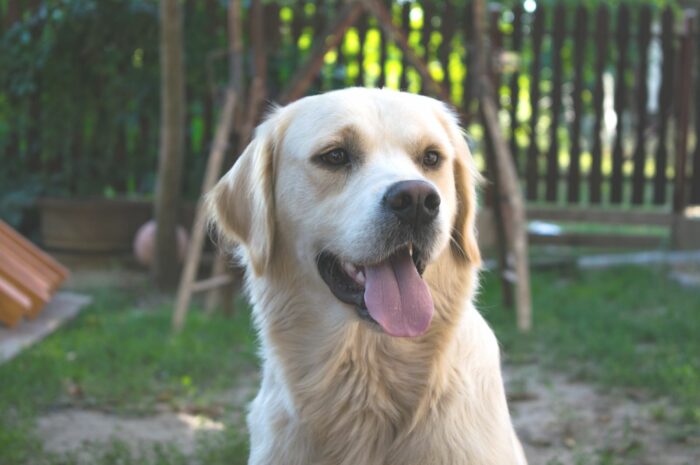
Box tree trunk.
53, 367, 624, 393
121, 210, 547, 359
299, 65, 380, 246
154, 0, 186, 289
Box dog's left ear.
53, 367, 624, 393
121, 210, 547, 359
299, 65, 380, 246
206, 120, 277, 276
442, 111, 482, 267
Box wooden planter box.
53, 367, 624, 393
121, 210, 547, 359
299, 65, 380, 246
38, 198, 153, 252
37, 197, 198, 253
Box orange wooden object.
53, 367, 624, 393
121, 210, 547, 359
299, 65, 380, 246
0, 275, 31, 328
0, 248, 52, 318
0, 235, 63, 292
0, 220, 70, 326
0, 221, 69, 281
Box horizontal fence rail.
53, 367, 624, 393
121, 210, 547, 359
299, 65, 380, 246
0, 0, 698, 214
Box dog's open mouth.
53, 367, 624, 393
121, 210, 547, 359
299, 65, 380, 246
317, 244, 433, 337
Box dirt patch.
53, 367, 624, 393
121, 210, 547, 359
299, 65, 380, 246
37, 375, 258, 459
35, 365, 699, 464
506, 364, 700, 465
37, 409, 224, 456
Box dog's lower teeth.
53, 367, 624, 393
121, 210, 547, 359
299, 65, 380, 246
356, 271, 366, 285
342, 262, 357, 277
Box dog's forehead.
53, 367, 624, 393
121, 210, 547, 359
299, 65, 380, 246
279, 89, 453, 158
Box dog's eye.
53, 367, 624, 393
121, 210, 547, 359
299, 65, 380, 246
423, 151, 441, 168
319, 148, 350, 167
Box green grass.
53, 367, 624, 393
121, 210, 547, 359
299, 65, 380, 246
0, 289, 257, 465
480, 265, 700, 422
1, 265, 699, 464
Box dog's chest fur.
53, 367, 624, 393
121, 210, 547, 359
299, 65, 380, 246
244, 262, 520, 465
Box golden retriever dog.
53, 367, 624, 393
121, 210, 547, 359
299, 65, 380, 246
207, 88, 527, 465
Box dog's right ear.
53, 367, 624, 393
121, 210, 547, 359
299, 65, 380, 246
206, 121, 276, 276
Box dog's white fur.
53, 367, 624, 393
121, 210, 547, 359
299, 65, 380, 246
208, 88, 527, 465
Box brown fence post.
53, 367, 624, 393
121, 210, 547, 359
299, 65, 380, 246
611, 4, 630, 204
691, 14, 700, 205
673, 11, 696, 215
653, 7, 676, 205
631, 6, 652, 205
545, 4, 565, 202
508, 5, 523, 172
590, 5, 609, 204
568, 5, 587, 203
398, 2, 411, 90
672, 11, 696, 249
525, 5, 544, 201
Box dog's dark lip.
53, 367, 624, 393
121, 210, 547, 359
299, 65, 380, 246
316, 245, 426, 324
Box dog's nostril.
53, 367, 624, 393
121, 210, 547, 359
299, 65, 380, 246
424, 192, 441, 212
387, 192, 412, 211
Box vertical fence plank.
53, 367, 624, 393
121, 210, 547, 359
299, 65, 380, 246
489, 6, 502, 109
291, 0, 305, 66
508, 5, 522, 171
69, 123, 83, 195
545, 4, 565, 202
673, 13, 695, 214
567, 5, 587, 203
265, 3, 282, 96
654, 7, 675, 205
114, 125, 127, 192
25, 0, 42, 171
312, 2, 326, 90
590, 5, 609, 204
356, 14, 369, 86
611, 5, 630, 204
631, 6, 652, 204
525, 5, 545, 200
438, 1, 455, 93
461, 1, 474, 112
420, 1, 434, 93
3, 0, 21, 174
377, 24, 385, 87
138, 115, 151, 190
333, 0, 347, 88
691, 24, 700, 205
399, 2, 411, 90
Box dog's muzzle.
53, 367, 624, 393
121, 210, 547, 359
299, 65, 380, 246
316, 180, 441, 338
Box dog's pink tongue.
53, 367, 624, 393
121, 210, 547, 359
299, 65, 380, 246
363, 248, 433, 337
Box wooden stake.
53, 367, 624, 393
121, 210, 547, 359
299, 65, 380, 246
481, 90, 532, 332
203, 77, 266, 315
204, 0, 267, 314
172, 89, 237, 332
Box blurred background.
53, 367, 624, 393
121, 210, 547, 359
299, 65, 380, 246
0, 1, 699, 464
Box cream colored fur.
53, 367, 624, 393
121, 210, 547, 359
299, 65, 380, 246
207, 88, 527, 465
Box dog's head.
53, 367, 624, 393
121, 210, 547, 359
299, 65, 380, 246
208, 88, 480, 337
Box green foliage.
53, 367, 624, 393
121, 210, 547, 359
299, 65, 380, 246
0, 0, 160, 198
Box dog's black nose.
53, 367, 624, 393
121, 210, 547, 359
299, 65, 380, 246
383, 180, 440, 227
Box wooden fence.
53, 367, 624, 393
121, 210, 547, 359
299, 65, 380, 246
1, 1, 698, 211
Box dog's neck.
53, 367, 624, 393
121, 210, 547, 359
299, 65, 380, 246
245, 248, 478, 452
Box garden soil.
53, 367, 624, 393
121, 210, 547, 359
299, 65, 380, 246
36, 363, 700, 465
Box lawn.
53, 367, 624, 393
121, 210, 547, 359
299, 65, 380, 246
0, 265, 698, 464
